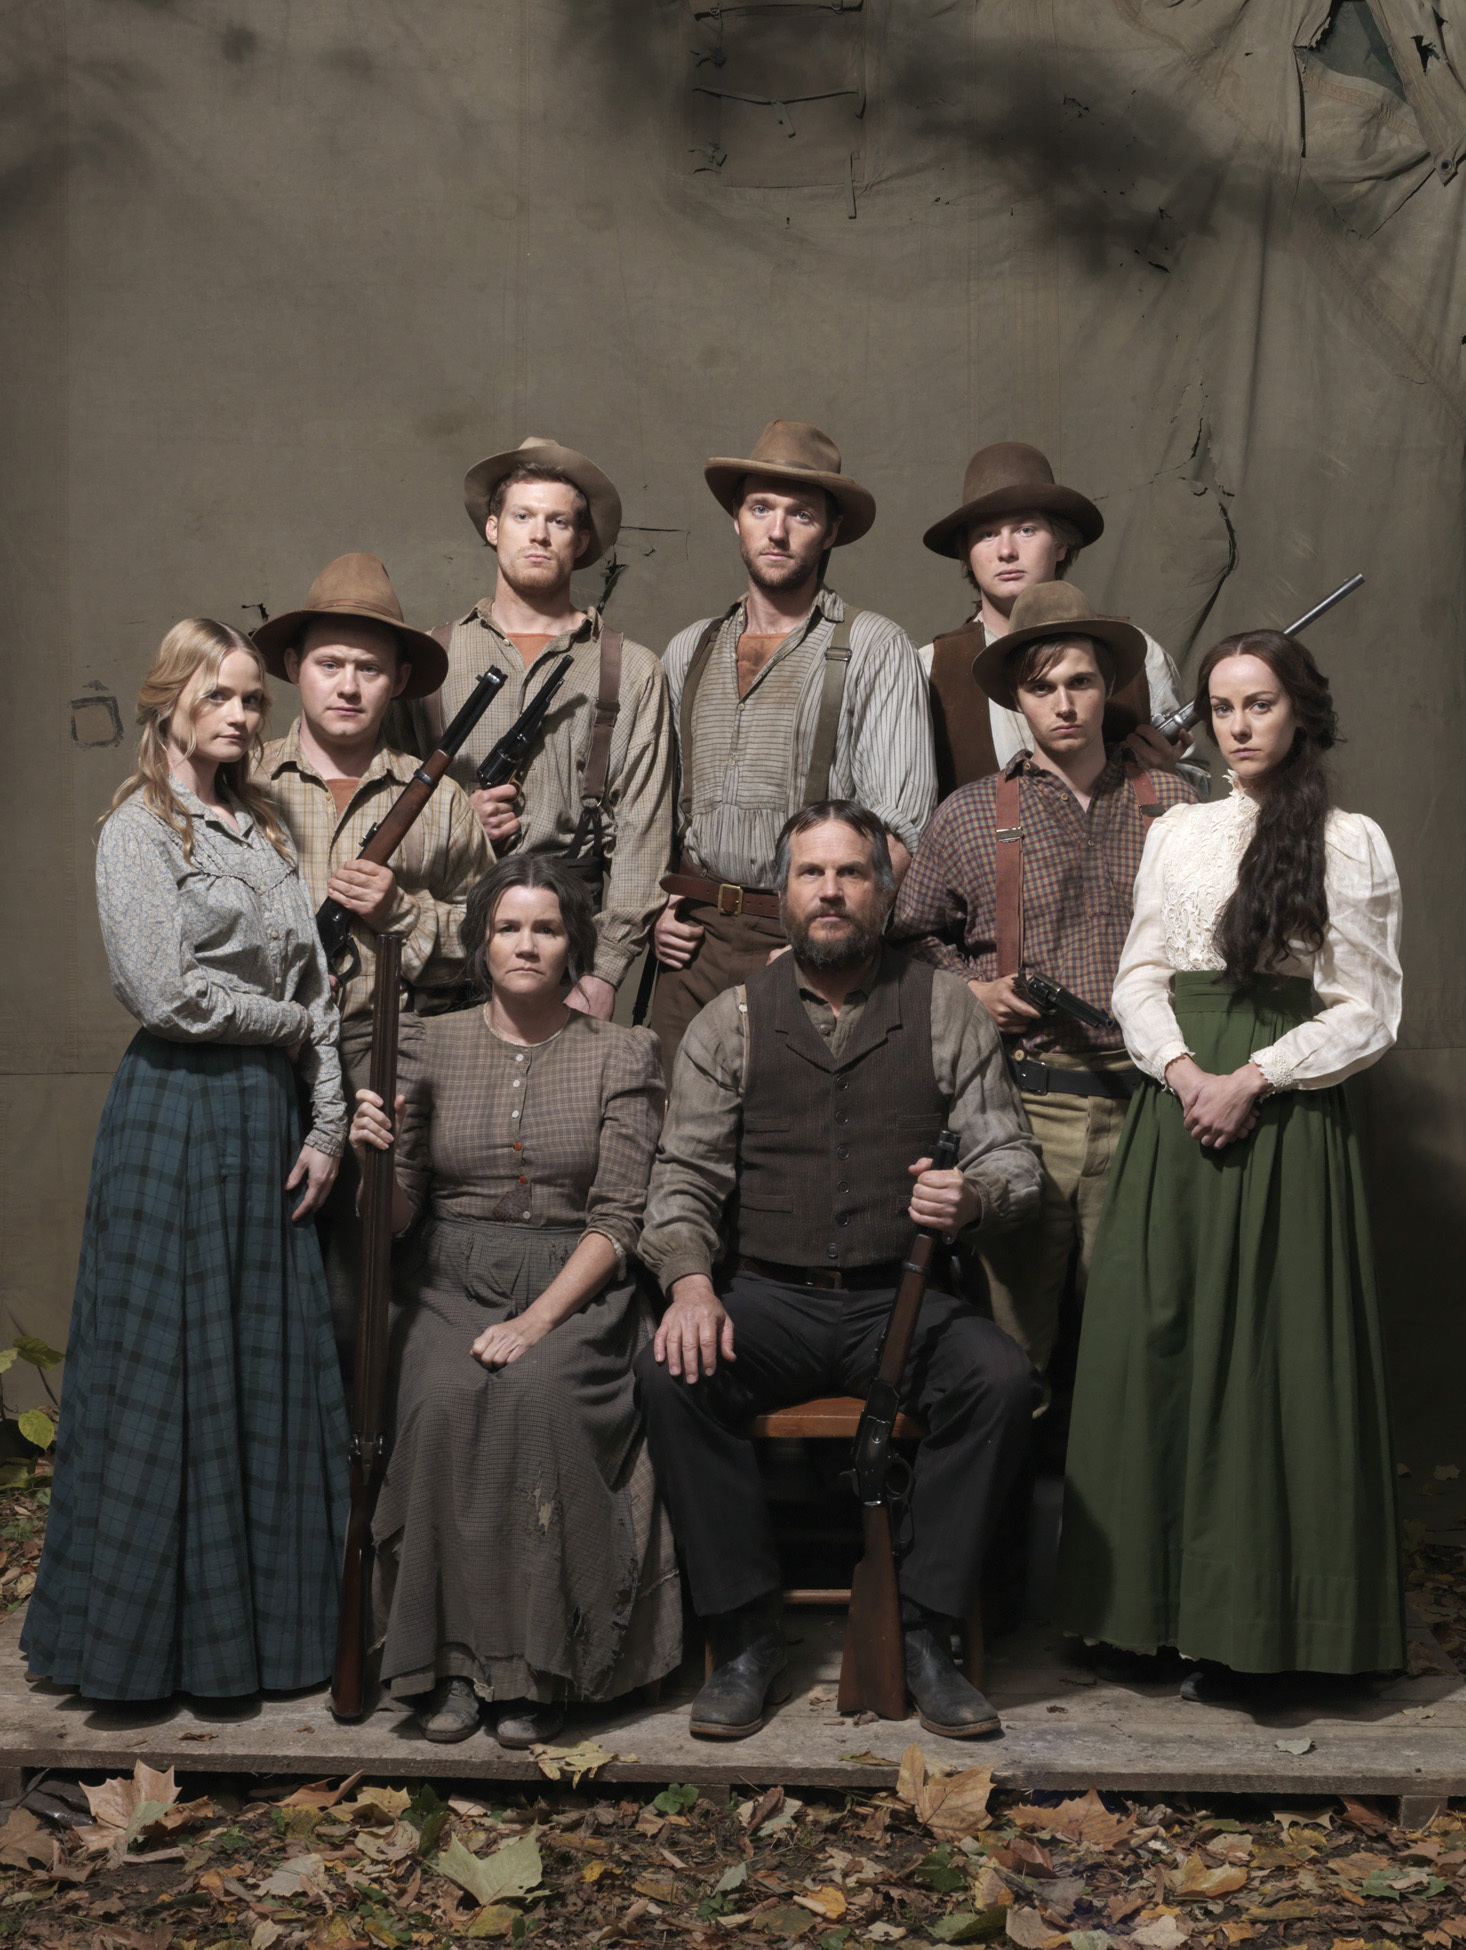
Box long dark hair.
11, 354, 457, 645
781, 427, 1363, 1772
1194, 630, 1338, 986
459, 856, 599, 996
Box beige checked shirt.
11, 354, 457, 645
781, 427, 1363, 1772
397, 604, 675, 990
257, 719, 491, 1021
662, 584, 937, 887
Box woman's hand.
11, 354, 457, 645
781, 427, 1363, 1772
285, 1143, 339, 1220
1166, 1055, 1268, 1149
908, 1157, 982, 1238
473, 1310, 550, 1369
349, 1088, 405, 1163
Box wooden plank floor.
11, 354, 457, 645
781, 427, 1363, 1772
3, 1606, 1461, 1797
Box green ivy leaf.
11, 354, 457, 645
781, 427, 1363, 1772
0, 1349, 17, 1375
17, 1410, 55, 1451
12, 1338, 63, 1371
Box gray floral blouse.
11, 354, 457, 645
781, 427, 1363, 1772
95, 783, 346, 1155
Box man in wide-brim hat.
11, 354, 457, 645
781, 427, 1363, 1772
394, 435, 674, 1023
916, 441, 1193, 799
255, 552, 491, 1368
648, 418, 936, 1072
893, 580, 1197, 1378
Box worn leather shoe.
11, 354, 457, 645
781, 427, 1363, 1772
904, 1622, 1001, 1738
417, 1676, 481, 1743
689, 1597, 790, 1739
494, 1699, 566, 1749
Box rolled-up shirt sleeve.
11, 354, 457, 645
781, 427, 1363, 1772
637, 990, 745, 1294
96, 811, 314, 1050
928, 970, 1042, 1231
582, 1027, 666, 1272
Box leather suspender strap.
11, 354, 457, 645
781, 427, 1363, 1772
993, 770, 1024, 979
802, 607, 860, 806
677, 611, 730, 832
580, 627, 622, 807
1123, 762, 1162, 822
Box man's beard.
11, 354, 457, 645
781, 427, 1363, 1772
503, 551, 573, 596
783, 904, 885, 972
741, 540, 821, 593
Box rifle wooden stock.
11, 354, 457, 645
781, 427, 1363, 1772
331, 931, 403, 1721
838, 1128, 961, 1718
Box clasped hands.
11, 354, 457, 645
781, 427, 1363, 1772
653, 1155, 980, 1384
1164, 1054, 1270, 1149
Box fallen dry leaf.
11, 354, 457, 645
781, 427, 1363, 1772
0, 1806, 53, 1870
795, 1885, 848, 1920
1133, 1915, 1192, 1950
1012, 1790, 1136, 1851
279, 1772, 365, 1809
1005, 1906, 1052, 1947
895, 1743, 994, 1839
529, 1739, 632, 1785
1169, 1852, 1249, 1900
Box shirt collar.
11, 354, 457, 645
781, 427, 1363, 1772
471, 602, 601, 653
1009, 747, 1133, 794
727, 581, 843, 643
167, 775, 255, 838
266, 714, 413, 787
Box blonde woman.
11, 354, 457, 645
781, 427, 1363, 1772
22, 621, 350, 1703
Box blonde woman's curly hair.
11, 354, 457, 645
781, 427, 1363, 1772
106, 618, 293, 863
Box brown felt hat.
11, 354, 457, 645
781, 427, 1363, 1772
704, 419, 875, 545
923, 442, 1104, 559
463, 435, 622, 566
972, 581, 1146, 711
251, 553, 448, 700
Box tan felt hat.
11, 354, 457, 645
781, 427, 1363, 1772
704, 419, 875, 545
972, 581, 1146, 710
463, 436, 622, 566
252, 553, 448, 700
923, 442, 1104, 558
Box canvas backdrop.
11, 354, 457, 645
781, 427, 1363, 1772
2, 0, 1462, 1432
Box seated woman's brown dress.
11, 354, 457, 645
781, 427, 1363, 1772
371, 1009, 681, 1705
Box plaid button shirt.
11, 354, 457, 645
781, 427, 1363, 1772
257, 720, 491, 1021
891, 750, 1197, 1056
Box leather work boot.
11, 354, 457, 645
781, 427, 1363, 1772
689, 1594, 790, 1738
494, 1698, 567, 1749
417, 1675, 482, 1743
904, 1619, 1002, 1738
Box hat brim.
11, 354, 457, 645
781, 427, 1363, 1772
465, 441, 622, 566
704, 458, 875, 546
972, 614, 1147, 711
252, 606, 449, 700
923, 482, 1104, 559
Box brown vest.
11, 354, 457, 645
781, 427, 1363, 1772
736, 949, 948, 1270
928, 619, 1153, 803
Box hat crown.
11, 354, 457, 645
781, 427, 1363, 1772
1006, 580, 1101, 635
747, 419, 843, 479
961, 442, 1058, 507
302, 552, 405, 627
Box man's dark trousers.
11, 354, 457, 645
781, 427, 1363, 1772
635, 1270, 1037, 1619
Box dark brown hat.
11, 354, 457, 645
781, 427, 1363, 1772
972, 581, 1146, 710
704, 419, 875, 545
923, 442, 1104, 559
252, 553, 447, 700
463, 435, 622, 566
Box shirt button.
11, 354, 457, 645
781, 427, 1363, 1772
835, 1076, 849, 1092
837, 1182, 849, 1195
511, 1110, 520, 1119
513, 1142, 522, 1151
522, 1211, 531, 1220
515, 1053, 525, 1063
836, 1145, 850, 1161
825, 1243, 839, 1260
512, 1080, 522, 1089
518, 1174, 527, 1184
834, 1110, 849, 1126
836, 1212, 851, 1227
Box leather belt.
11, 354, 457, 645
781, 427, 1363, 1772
1009, 1056, 1141, 1100
661, 872, 782, 921
735, 1254, 906, 1292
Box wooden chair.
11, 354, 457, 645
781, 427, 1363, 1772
743, 1394, 985, 1694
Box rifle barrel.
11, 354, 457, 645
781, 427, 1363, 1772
1284, 572, 1364, 637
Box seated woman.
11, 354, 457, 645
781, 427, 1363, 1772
1056, 629, 1404, 1697
350, 856, 681, 1746
24, 620, 347, 1703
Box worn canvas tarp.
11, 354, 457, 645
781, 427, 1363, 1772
2, 0, 1462, 1424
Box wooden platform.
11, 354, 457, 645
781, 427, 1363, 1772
3, 1605, 1462, 1800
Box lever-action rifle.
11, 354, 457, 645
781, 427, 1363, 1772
316, 668, 508, 974
1153, 572, 1365, 743
331, 930, 402, 1722
474, 652, 575, 795
838, 1128, 962, 1719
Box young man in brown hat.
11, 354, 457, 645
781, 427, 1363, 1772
398, 436, 674, 1019
650, 419, 936, 1071
892, 582, 1197, 1374
254, 552, 491, 1354
918, 443, 1193, 798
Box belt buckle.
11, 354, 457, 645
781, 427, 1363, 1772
1015, 1055, 1048, 1095
813, 1268, 843, 1290
716, 882, 745, 917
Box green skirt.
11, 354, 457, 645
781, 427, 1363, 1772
1055, 974, 1404, 1674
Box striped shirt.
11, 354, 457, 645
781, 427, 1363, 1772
257, 719, 491, 1021
891, 750, 1197, 1056
663, 584, 936, 888
397, 604, 675, 990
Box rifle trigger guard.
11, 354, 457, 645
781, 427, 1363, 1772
885, 1452, 914, 1505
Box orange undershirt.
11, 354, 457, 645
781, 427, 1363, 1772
508, 633, 556, 668
325, 778, 359, 822
736, 632, 786, 699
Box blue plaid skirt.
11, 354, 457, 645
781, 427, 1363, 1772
22, 1032, 349, 1700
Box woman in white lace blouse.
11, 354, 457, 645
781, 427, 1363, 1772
1055, 629, 1405, 1699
